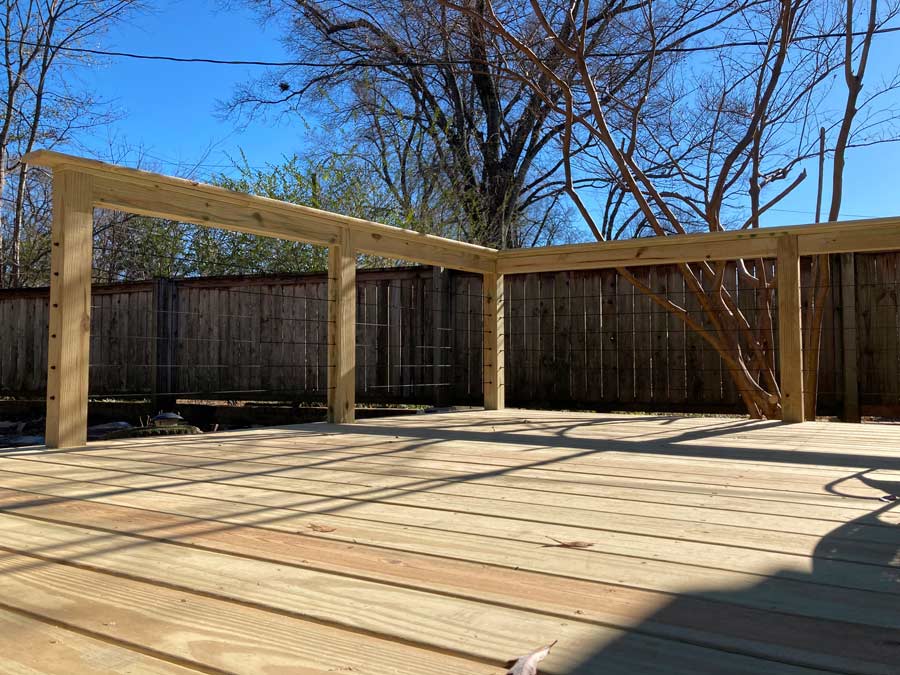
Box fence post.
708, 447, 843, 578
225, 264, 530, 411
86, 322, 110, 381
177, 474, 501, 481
431, 266, 450, 406
152, 277, 178, 412
840, 253, 860, 422
327, 228, 356, 423
777, 235, 804, 422
45, 170, 94, 448
483, 271, 505, 410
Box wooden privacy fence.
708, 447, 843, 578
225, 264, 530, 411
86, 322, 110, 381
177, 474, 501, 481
0, 267, 487, 405
4, 251, 900, 417
513, 251, 900, 417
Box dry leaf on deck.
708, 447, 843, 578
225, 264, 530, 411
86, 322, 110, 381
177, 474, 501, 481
506, 641, 557, 675
542, 536, 594, 549
307, 523, 337, 533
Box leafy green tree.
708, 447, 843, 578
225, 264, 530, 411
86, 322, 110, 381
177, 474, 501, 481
89, 150, 420, 283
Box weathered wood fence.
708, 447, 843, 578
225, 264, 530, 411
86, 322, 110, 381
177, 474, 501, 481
0, 267, 487, 405
3, 252, 900, 416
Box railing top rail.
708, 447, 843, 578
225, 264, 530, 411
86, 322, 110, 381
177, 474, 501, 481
497, 217, 900, 274
23, 150, 498, 274
25, 149, 900, 277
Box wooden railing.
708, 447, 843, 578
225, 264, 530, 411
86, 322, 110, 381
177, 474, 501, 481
23, 149, 900, 446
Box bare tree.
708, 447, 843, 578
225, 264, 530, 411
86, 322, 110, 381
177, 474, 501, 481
230, 0, 683, 248
804, 0, 883, 418
440, 0, 900, 418
0, 0, 139, 287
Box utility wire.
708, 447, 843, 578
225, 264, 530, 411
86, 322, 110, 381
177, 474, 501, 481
2, 25, 900, 68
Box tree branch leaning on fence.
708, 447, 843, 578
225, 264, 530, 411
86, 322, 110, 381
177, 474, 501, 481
439, 0, 900, 418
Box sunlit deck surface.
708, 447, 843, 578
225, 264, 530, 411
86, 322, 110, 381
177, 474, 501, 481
0, 409, 898, 674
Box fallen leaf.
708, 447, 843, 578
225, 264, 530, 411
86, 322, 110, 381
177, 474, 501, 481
542, 536, 594, 549
307, 523, 337, 533
506, 641, 557, 675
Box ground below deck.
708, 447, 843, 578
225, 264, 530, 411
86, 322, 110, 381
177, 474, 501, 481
0, 409, 897, 674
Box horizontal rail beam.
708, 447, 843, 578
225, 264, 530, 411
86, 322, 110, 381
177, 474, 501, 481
92, 173, 341, 245
497, 217, 900, 274
24, 150, 497, 274
23, 149, 900, 275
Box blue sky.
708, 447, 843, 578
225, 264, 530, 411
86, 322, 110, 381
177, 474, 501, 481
71, 1, 300, 174
66, 0, 900, 232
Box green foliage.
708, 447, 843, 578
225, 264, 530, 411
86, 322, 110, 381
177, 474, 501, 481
90, 150, 418, 283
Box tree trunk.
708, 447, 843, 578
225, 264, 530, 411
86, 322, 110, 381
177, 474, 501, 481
0, 147, 6, 288
10, 164, 28, 287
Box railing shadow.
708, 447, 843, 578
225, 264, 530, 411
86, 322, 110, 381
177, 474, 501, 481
0, 413, 896, 672
568, 470, 900, 674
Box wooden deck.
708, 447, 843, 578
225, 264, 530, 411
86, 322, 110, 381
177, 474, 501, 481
0, 409, 897, 674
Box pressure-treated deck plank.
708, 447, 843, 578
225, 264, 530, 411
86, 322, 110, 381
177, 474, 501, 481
0, 466, 898, 608
12, 445, 896, 541
1, 455, 894, 592
0, 410, 897, 674
0, 463, 896, 632
0, 546, 499, 675
0, 488, 895, 674
2, 451, 895, 567
40, 436, 895, 522
62, 432, 886, 490
11, 440, 891, 512
85, 412, 900, 476
0, 607, 200, 675
63, 439, 898, 507
0, 513, 841, 675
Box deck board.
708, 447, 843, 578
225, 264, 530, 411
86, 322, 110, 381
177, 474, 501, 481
0, 410, 897, 674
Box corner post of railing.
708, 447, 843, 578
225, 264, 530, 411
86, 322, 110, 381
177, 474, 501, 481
777, 234, 805, 423
46, 169, 94, 448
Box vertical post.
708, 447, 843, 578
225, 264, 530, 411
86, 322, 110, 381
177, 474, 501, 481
483, 271, 505, 410
777, 235, 804, 423
840, 253, 860, 422
46, 170, 94, 448
327, 228, 356, 423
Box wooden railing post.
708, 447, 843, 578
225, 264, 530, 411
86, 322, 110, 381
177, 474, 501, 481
777, 235, 805, 423
483, 271, 505, 410
327, 229, 356, 423
46, 170, 94, 448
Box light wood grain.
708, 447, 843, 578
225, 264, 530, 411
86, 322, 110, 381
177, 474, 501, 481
777, 235, 804, 422
0, 489, 895, 674
496, 216, 900, 273
0, 547, 498, 675
3, 409, 899, 674
0, 606, 198, 675
24, 150, 496, 274
45, 170, 94, 449
0, 513, 837, 675
327, 228, 356, 423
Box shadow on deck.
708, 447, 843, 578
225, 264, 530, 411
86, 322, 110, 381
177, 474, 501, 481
0, 412, 897, 673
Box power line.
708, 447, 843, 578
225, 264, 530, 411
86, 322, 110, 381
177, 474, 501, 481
768, 207, 875, 219
139, 151, 267, 171
2, 24, 900, 69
